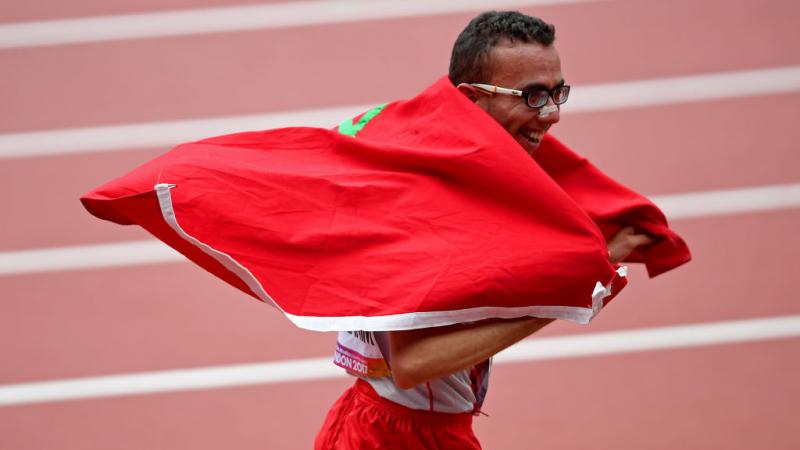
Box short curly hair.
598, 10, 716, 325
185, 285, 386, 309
448, 11, 556, 86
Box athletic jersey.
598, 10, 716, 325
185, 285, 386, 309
334, 330, 490, 414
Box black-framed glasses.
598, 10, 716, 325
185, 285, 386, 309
470, 83, 571, 108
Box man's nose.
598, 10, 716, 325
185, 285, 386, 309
543, 109, 560, 124
537, 100, 560, 124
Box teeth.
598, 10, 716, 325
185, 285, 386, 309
522, 129, 543, 142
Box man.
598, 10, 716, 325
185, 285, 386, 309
315, 11, 653, 449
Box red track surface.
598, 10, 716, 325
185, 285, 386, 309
2, 0, 799, 449
3, 0, 799, 133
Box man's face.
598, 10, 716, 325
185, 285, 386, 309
469, 41, 564, 155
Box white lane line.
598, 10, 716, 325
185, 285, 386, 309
1, 315, 798, 406
0, 103, 373, 160
651, 184, 800, 220
0, 0, 596, 49
0, 357, 340, 407
0, 240, 184, 275
2, 66, 799, 160
568, 66, 800, 112
0, 182, 798, 276
496, 315, 800, 363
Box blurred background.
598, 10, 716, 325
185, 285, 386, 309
1, 0, 798, 448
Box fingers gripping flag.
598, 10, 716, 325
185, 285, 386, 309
81, 77, 690, 332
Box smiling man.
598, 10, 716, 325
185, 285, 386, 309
451, 14, 566, 155
314, 10, 655, 450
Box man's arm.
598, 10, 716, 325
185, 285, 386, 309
387, 226, 652, 389
388, 316, 552, 388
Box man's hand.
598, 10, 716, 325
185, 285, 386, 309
607, 226, 654, 264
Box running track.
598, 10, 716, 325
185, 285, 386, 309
1, 0, 799, 448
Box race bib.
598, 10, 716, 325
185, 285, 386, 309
333, 331, 391, 378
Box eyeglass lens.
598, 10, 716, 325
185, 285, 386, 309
526, 86, 570, 108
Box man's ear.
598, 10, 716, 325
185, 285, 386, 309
456, 83, 483, 103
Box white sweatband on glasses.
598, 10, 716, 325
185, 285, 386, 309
538, 104, 558, 117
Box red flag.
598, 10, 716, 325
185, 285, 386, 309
81, 76, 689, 331
531, 135, 691, 277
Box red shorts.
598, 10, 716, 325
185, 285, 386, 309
315, 379, 482, 449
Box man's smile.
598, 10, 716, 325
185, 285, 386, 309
519, 127, 546, 149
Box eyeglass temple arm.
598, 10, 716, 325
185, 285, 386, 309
469, 84, 524, 96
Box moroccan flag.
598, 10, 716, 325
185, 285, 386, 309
80, 76, 690, 332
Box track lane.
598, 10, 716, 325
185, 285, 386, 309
2, 0, 798, 133
536, 210, 800, 334
0, 262, 326, 384
556, 94, 800, 194
475, 338, 800, 450
1, 209, 797, 384
0, 338, 796, 450
4, 315, 798, 406
0, 147, 167, 250
0, 377, 350, 450
0, 0, 600, 49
